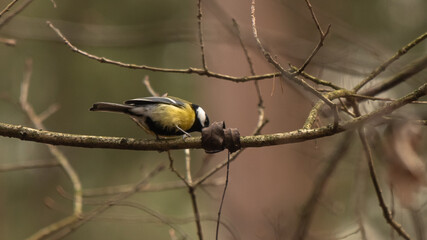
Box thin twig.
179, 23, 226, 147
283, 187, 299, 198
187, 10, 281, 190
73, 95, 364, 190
143, 75, 160, 97
353, 31, 427, 92
0, 36, 16, 46
0, 160, 59, 172
45, 21, 280, 83
22, 58, 82, 240
167, 151, 189, 186
232, 18, 267, 133
290, 65, 342, 90
188, 187, 204, 240
197, 0, 207, 70
185, 149, 193, 184
167, 151, 203, 240
0, 0, 19, 18
296, 0, 331, 73
49, 163, 166, 240
38, 103, 60, 123
292, 132, 352, 240
359, 54, 427, 97
215, 151, 230, 240
336, 228, 361, 240
82, 177, 225, 197
358, 128, 411, 240
0, 0, 34, 29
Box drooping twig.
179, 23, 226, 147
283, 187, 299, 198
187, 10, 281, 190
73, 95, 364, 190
46, 21, 280, 83
188, 186, 204, 240
353, 31, 427, 92
296, 0, 331, 74
167, 151, 203, 240
215, 152, 231, 240
358, 128, 411, 240
292, 132, 352, 240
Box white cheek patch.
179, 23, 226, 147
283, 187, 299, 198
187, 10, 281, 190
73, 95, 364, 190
197, 107, 207, 126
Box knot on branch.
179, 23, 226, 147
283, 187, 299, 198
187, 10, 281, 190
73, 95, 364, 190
201, 121, 241, 154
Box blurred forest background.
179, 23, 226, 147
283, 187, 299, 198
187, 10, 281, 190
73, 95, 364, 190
0, 0, 426, 239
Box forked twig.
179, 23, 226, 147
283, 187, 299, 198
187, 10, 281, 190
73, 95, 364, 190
296, 0, 331, 74
167, 151, 203, 240
250, 0, 339, 128
22, 59, 81, 240
49, 163, 165, 240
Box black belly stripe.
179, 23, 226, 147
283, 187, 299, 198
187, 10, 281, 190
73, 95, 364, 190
144, 117, 182, 136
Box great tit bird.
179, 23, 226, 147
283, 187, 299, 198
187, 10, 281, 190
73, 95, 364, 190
90, 96, 210, 138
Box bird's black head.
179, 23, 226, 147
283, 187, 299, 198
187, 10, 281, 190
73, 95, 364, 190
189, 104, 210, 132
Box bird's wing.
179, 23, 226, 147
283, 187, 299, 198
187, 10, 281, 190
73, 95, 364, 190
124, 96, 186, 108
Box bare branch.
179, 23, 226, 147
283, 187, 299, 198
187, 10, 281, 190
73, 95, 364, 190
185, 149, 193, 184
232, 18, 267, 132
290, 65, 342, 90
143, 75, 160, 97
167, 151, 203, 240
0, 0, 19, 18
0, 0, 34, 29
250, 0, 339, 128
45, 21, 280, 82
358, 128, 411, 240
353, 31, 427, 92
0, 160, 59, 172
359, 55, 427, 97
1, 81, 426, 152
215, 152, 230, 240
293, 133, 352, 240
21, 59, 82, 240
197, 0, 208, 70
0, 36, 16, 46
48, 163, 166, 240
82, 178, 225, 197
38, 103, 61, 123
296, 0, 331, 73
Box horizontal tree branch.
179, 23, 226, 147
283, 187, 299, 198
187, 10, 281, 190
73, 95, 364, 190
0, 82, 425, 152
46, 21, 280, 83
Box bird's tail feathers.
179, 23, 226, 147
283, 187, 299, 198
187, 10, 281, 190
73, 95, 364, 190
90, 102, 132, 113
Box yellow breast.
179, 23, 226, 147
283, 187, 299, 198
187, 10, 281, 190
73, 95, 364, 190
152, 103, 195, 131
